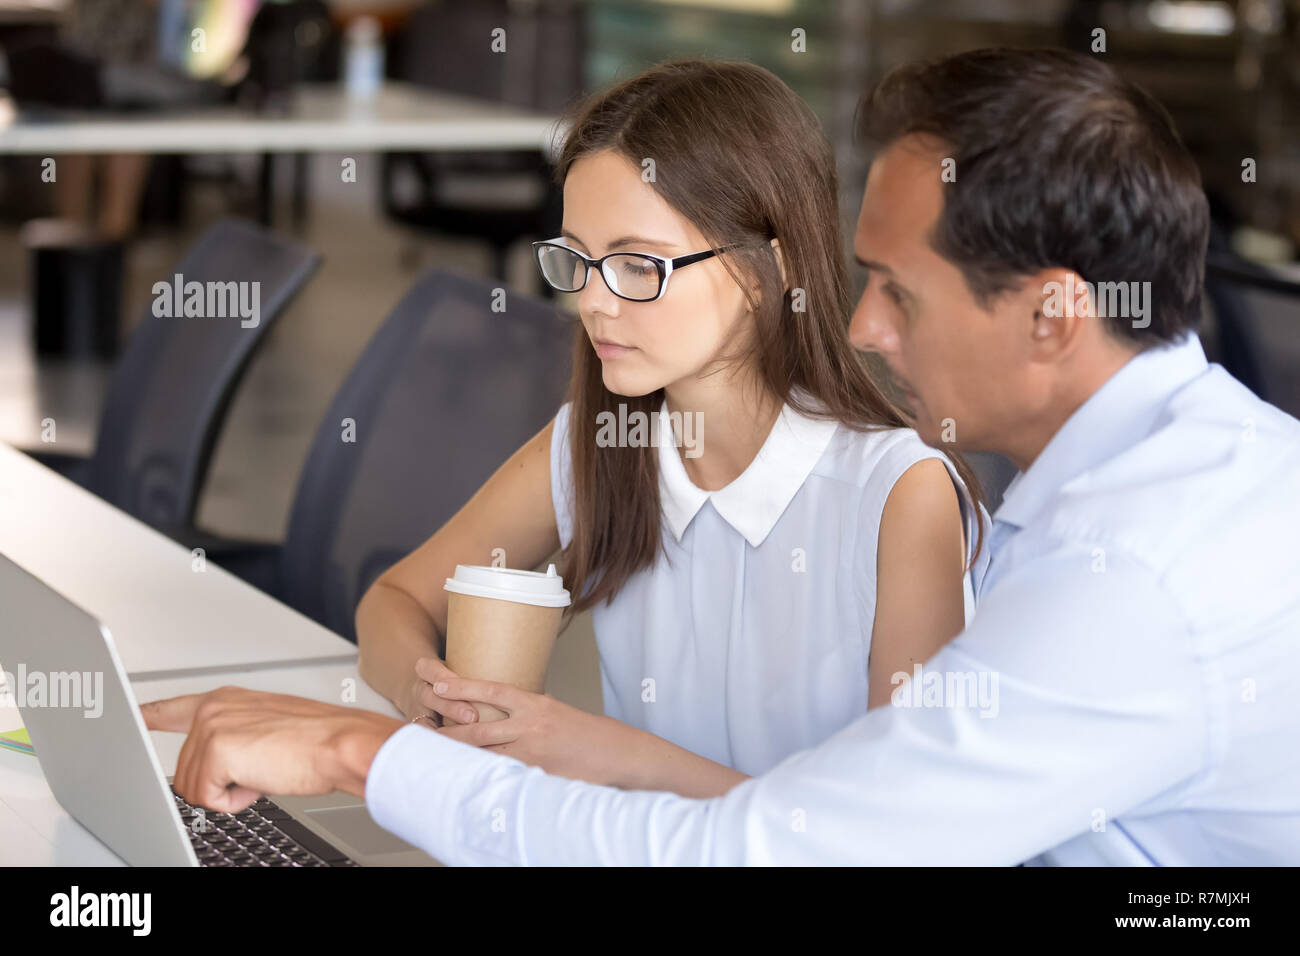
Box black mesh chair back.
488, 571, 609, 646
965, 451, 1019, 515
1204, 250, 1300, 418
88, 219, 320, 526
279, 270, 573, 641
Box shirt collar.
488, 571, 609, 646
658, 398, 839, 548
994, 332, 1209, 530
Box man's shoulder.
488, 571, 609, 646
1029, 367, 1300, 621
1055, 366, 1300, 526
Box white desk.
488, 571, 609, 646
0, 440, 359, 676
0, 82, 563, 155
0, 661, 401, 866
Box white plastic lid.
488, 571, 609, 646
444, 563, 571, 608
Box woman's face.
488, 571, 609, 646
559, 149, 753, 398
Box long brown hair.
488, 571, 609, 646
555, 58, 985, 613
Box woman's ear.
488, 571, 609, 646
770, 238, 788, 290
745, 238, 788, 313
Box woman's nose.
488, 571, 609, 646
577, 265, 621, 317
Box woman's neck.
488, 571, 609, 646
664, 371, 783, 492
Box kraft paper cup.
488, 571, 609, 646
441, 563, 571, 724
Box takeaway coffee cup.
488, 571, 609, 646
441, 563, 571, 724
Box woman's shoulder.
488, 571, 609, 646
818, 423, 946, 490
828, 423, 986, 571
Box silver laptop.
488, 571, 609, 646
0, 552, 439, 867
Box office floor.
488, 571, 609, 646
0, 151, 603, 717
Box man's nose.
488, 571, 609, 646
849, 286, 899, 354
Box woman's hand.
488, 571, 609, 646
404, 656, 482, 726
430, 675, 642, 788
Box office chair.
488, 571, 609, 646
27, 219, 321, 529
380, 0, 584, 282
964, 451, 1019, 515
1202, 249, 1300, 419
204, 269, 574, 641
242, 0, 335, 104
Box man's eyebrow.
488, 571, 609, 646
853, 254, 893, 273
561, 230, 677, 252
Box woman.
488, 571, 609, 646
356, 58, 987, 798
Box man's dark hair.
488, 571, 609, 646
857, 47, 1209, 346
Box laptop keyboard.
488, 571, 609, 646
173, 789, 360, 867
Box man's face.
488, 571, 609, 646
849, 136, 1039, 453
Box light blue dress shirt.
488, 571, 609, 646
367, 333, 1300, 865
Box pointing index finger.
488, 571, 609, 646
138, 694, 204, 733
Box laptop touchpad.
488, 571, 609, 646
304, 806, 416, 855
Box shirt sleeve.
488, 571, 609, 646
365, 543, 1208, 865
550, 401, 575, 550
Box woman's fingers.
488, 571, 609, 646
412, 659, 535, 725
436, 716, 517, 748
432, 676, 525, 716
413, 655, 456, 684
412, 656, 477, 723
414, 680, 479, 724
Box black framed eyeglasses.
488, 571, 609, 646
531, 239, 749, 302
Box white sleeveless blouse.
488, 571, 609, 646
551, 400, 990, 776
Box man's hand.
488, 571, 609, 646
140, 687, 406, 814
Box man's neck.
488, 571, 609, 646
1003, 340, 1140, 472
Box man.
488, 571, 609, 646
143, 48, 1300, 865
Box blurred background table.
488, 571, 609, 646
0, 82, 560, 155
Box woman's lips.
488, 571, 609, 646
594, 340, 636, 360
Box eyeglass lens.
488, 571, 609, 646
536, 245, 661, 301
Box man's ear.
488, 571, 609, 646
1027, 267, 1090, 360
